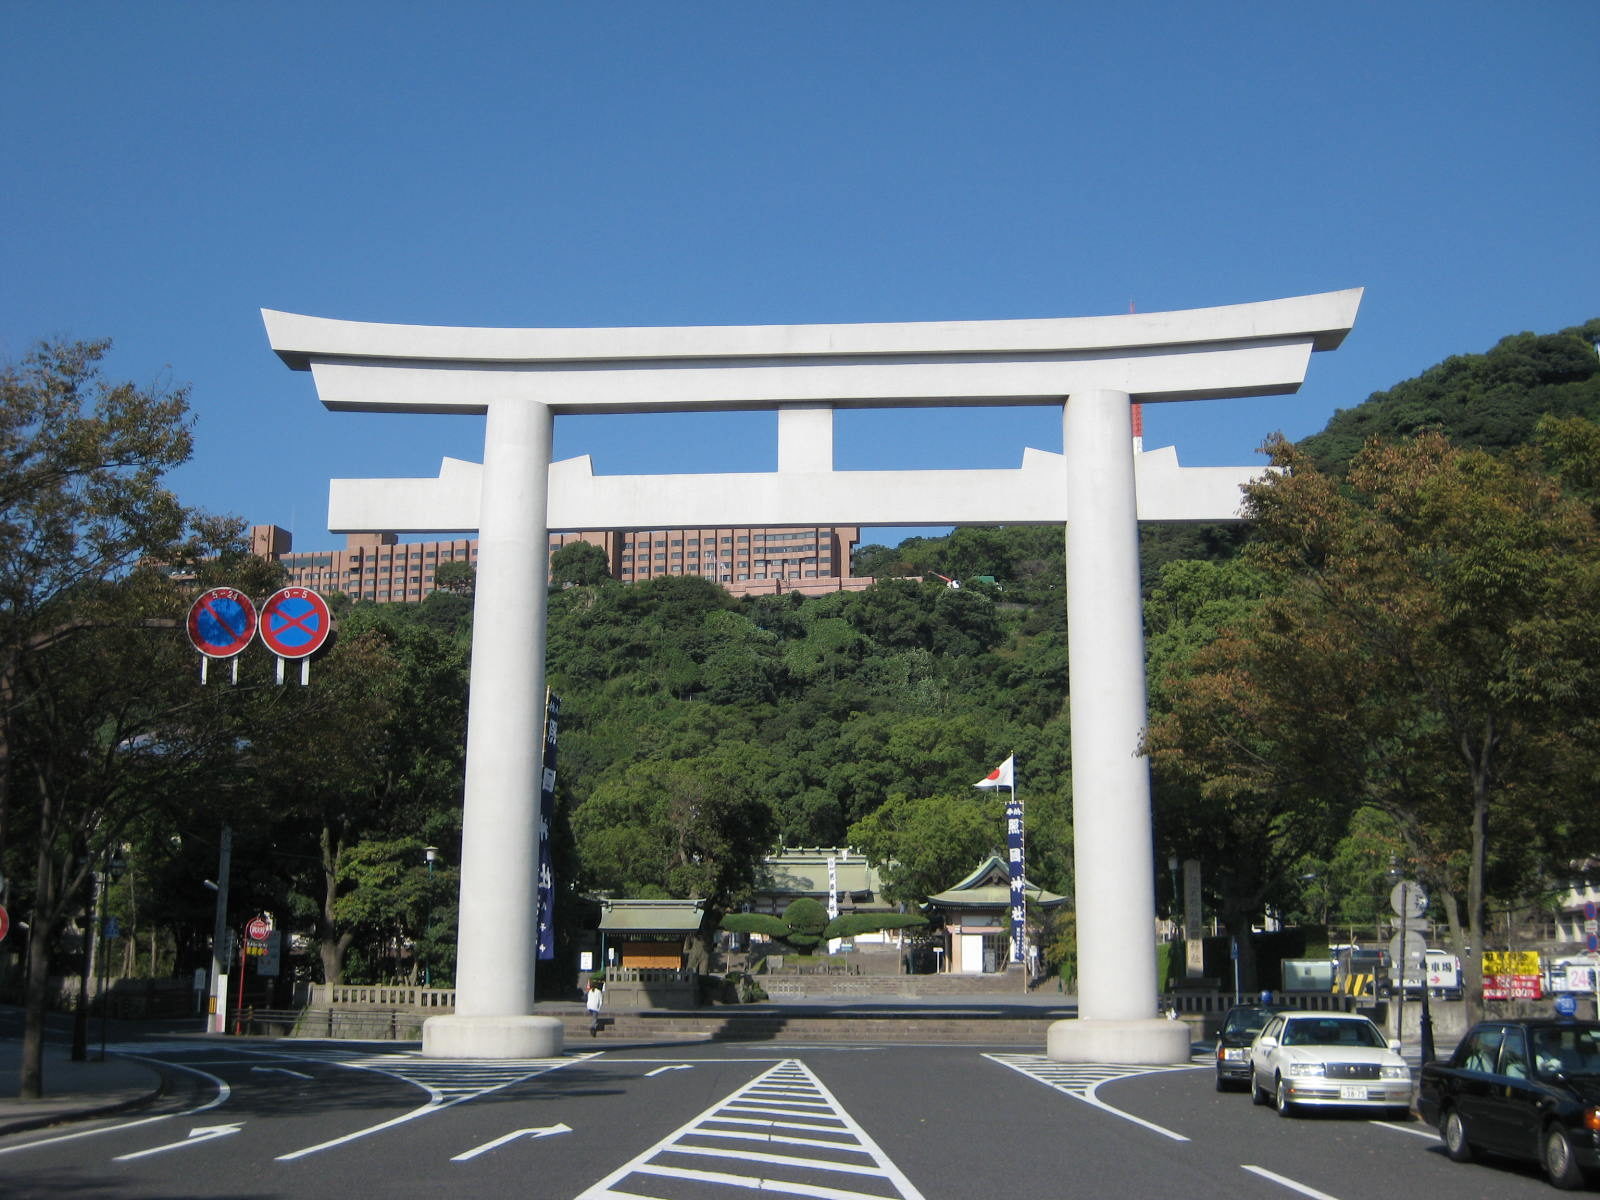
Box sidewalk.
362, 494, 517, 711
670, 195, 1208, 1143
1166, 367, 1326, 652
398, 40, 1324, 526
0, 1039, 166, 1136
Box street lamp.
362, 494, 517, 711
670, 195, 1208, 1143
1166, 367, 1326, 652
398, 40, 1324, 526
423, 847, 439, 988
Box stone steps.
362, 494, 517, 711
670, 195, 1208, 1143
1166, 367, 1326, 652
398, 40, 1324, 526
561, 1010, 1061, 1045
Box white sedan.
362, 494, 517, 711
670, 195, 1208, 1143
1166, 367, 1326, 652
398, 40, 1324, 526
1248, 1011, 1413, 1118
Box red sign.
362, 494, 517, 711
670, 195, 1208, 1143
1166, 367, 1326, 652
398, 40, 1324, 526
0, 904, 9, 943
1484, 973, 1544, 1000
246, 916, 271, 943
186, 588, 257, 658
258, 588, 332, 659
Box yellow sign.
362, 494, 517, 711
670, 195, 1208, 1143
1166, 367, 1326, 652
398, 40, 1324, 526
1483, 950, 1541, 975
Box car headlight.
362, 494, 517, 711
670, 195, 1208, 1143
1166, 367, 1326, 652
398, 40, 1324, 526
1380, 1065, 1410, 1080
1286, 1062, 1326, 1078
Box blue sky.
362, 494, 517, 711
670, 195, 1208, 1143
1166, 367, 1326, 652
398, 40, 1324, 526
4, 2, 1596, 553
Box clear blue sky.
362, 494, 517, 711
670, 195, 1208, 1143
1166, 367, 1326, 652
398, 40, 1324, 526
4, 2, 1596, 553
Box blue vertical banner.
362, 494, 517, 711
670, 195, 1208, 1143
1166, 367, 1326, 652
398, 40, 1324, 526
1006, 794, 1026, 964
536, 692, 560, 961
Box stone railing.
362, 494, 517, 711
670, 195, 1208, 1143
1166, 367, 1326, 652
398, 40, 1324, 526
311, 983, 457, 1010
596, 967, 697, 1010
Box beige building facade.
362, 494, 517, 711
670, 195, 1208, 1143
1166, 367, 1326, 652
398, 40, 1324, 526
253, 523, 869, 602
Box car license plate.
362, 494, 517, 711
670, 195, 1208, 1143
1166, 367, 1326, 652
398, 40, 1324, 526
1339, 1084, 1368, 1100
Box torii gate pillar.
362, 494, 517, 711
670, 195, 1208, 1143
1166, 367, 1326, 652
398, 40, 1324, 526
264, 288, 1360, 1064
1054, 388, 1190, 1063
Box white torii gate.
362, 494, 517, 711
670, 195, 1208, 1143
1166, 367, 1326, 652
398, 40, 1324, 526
264, 288, 1361, 1063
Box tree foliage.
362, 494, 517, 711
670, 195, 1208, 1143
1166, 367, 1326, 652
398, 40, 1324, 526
1147, 427, 1600, 1013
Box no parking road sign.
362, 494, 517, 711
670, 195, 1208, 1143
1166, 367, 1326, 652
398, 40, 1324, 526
187, 587, 257, 658
259, 588, 332, 658
188, 587, 257, 683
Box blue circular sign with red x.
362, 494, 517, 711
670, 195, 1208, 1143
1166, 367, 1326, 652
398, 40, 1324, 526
258, 588, 332, 659
186, 587, 257, 658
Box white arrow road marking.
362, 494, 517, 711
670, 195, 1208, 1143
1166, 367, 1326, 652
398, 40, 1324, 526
451, 1123, 572, 1161
984, 1053, 1199, 1142
644, 1064, 693, 1076
575, 1058, 925, 1200
251, 1066, 313, 1079
275, 1052, 596, 1160
113, 1123, 243, 1161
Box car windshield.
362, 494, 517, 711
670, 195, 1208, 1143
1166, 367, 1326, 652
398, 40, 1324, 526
1223, 1008, 1276, 1036
1533, 1027, 1600, 1076
1282, 1018, 1386, 1049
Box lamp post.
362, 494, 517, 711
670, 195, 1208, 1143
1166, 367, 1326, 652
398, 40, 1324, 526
207, 825, 232, 1034
423, 846, 439, 988
72, 847, 124, 1062
97, 851, 125, 1060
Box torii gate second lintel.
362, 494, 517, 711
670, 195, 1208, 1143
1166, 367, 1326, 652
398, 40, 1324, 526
263, 290, 1361, 1064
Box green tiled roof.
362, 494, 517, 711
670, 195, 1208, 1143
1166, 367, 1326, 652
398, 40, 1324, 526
924, 854, 1068, 910
597, 898, 706, 934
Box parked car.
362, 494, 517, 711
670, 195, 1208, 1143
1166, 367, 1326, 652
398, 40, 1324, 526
1418, 1019, 1600, 1190
1215, 1003, 1288, 1091
1248, 1010, 1412, 1118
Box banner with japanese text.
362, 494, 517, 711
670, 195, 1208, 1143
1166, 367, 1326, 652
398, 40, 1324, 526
537, 693, 560, 961
1006, 795, 1025, 964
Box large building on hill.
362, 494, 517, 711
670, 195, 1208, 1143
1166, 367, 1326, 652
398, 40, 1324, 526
250, 523, 871, 603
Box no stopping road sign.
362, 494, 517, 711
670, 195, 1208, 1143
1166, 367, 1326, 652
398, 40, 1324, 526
259, 588, 332, 659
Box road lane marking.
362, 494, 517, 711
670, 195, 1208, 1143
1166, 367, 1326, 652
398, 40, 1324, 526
452, 1123, 572, 1161
113, 1123, 242, 1161
984, 1053, 1197, 1141
275, 1051, 596, 1160
645, 1064, 693, 1076
251, 1066, 313, 1079
573, 1058, 925, 1199
0, 1054, 232, 1159
1242, 1164, 1345, 1199
1369, 1119, 1438, 1140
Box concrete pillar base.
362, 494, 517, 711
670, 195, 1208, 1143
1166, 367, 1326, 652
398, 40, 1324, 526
422, 1014, 565, 1059
1047, 1018, 1192, 1065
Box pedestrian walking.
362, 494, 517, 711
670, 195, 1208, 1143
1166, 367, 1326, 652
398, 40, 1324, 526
586, 979, 605, 1036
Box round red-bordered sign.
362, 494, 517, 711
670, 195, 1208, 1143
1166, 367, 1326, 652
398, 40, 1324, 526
186, 588, 257, 658
258, 588, 332, 659
0, 904, 10, 944
246, 916, 271, 943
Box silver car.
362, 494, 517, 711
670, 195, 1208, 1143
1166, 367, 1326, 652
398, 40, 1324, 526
1248, 1011, 1413, 1118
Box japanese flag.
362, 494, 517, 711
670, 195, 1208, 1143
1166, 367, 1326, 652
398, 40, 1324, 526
975, 755, 1014, 790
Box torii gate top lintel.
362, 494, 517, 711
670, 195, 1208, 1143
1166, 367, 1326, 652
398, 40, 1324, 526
261, 288, 1361, 416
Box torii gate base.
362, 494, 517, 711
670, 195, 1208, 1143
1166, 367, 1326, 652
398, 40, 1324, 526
424, 1015, 562, 1059
1049, 1019, 1192, 1065
264, 289, 1360, 1066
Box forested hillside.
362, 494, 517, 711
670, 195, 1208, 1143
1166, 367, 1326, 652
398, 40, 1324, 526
6, 319, 1595, 1017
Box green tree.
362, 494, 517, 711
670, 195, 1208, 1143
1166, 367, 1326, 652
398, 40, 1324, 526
572, 747, 778, 969
847, 790, 1000, 908
1148, 429, 1600, 1018
0, 338, 258, 1098
432, 559, 475, 594
720, 897, 925, 950
550, 540, 613, 588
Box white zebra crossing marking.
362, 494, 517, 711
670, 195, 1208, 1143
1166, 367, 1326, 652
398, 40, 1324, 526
574, 1058, 924, 1200
984, 1052, 1202, 1142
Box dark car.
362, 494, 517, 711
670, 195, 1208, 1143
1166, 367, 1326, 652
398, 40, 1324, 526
1418, 1019, 1600, 1190
1214, 1003, 1288, 1091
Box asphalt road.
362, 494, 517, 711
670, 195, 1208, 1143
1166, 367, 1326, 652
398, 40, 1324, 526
0, 1032, 1564, 1199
